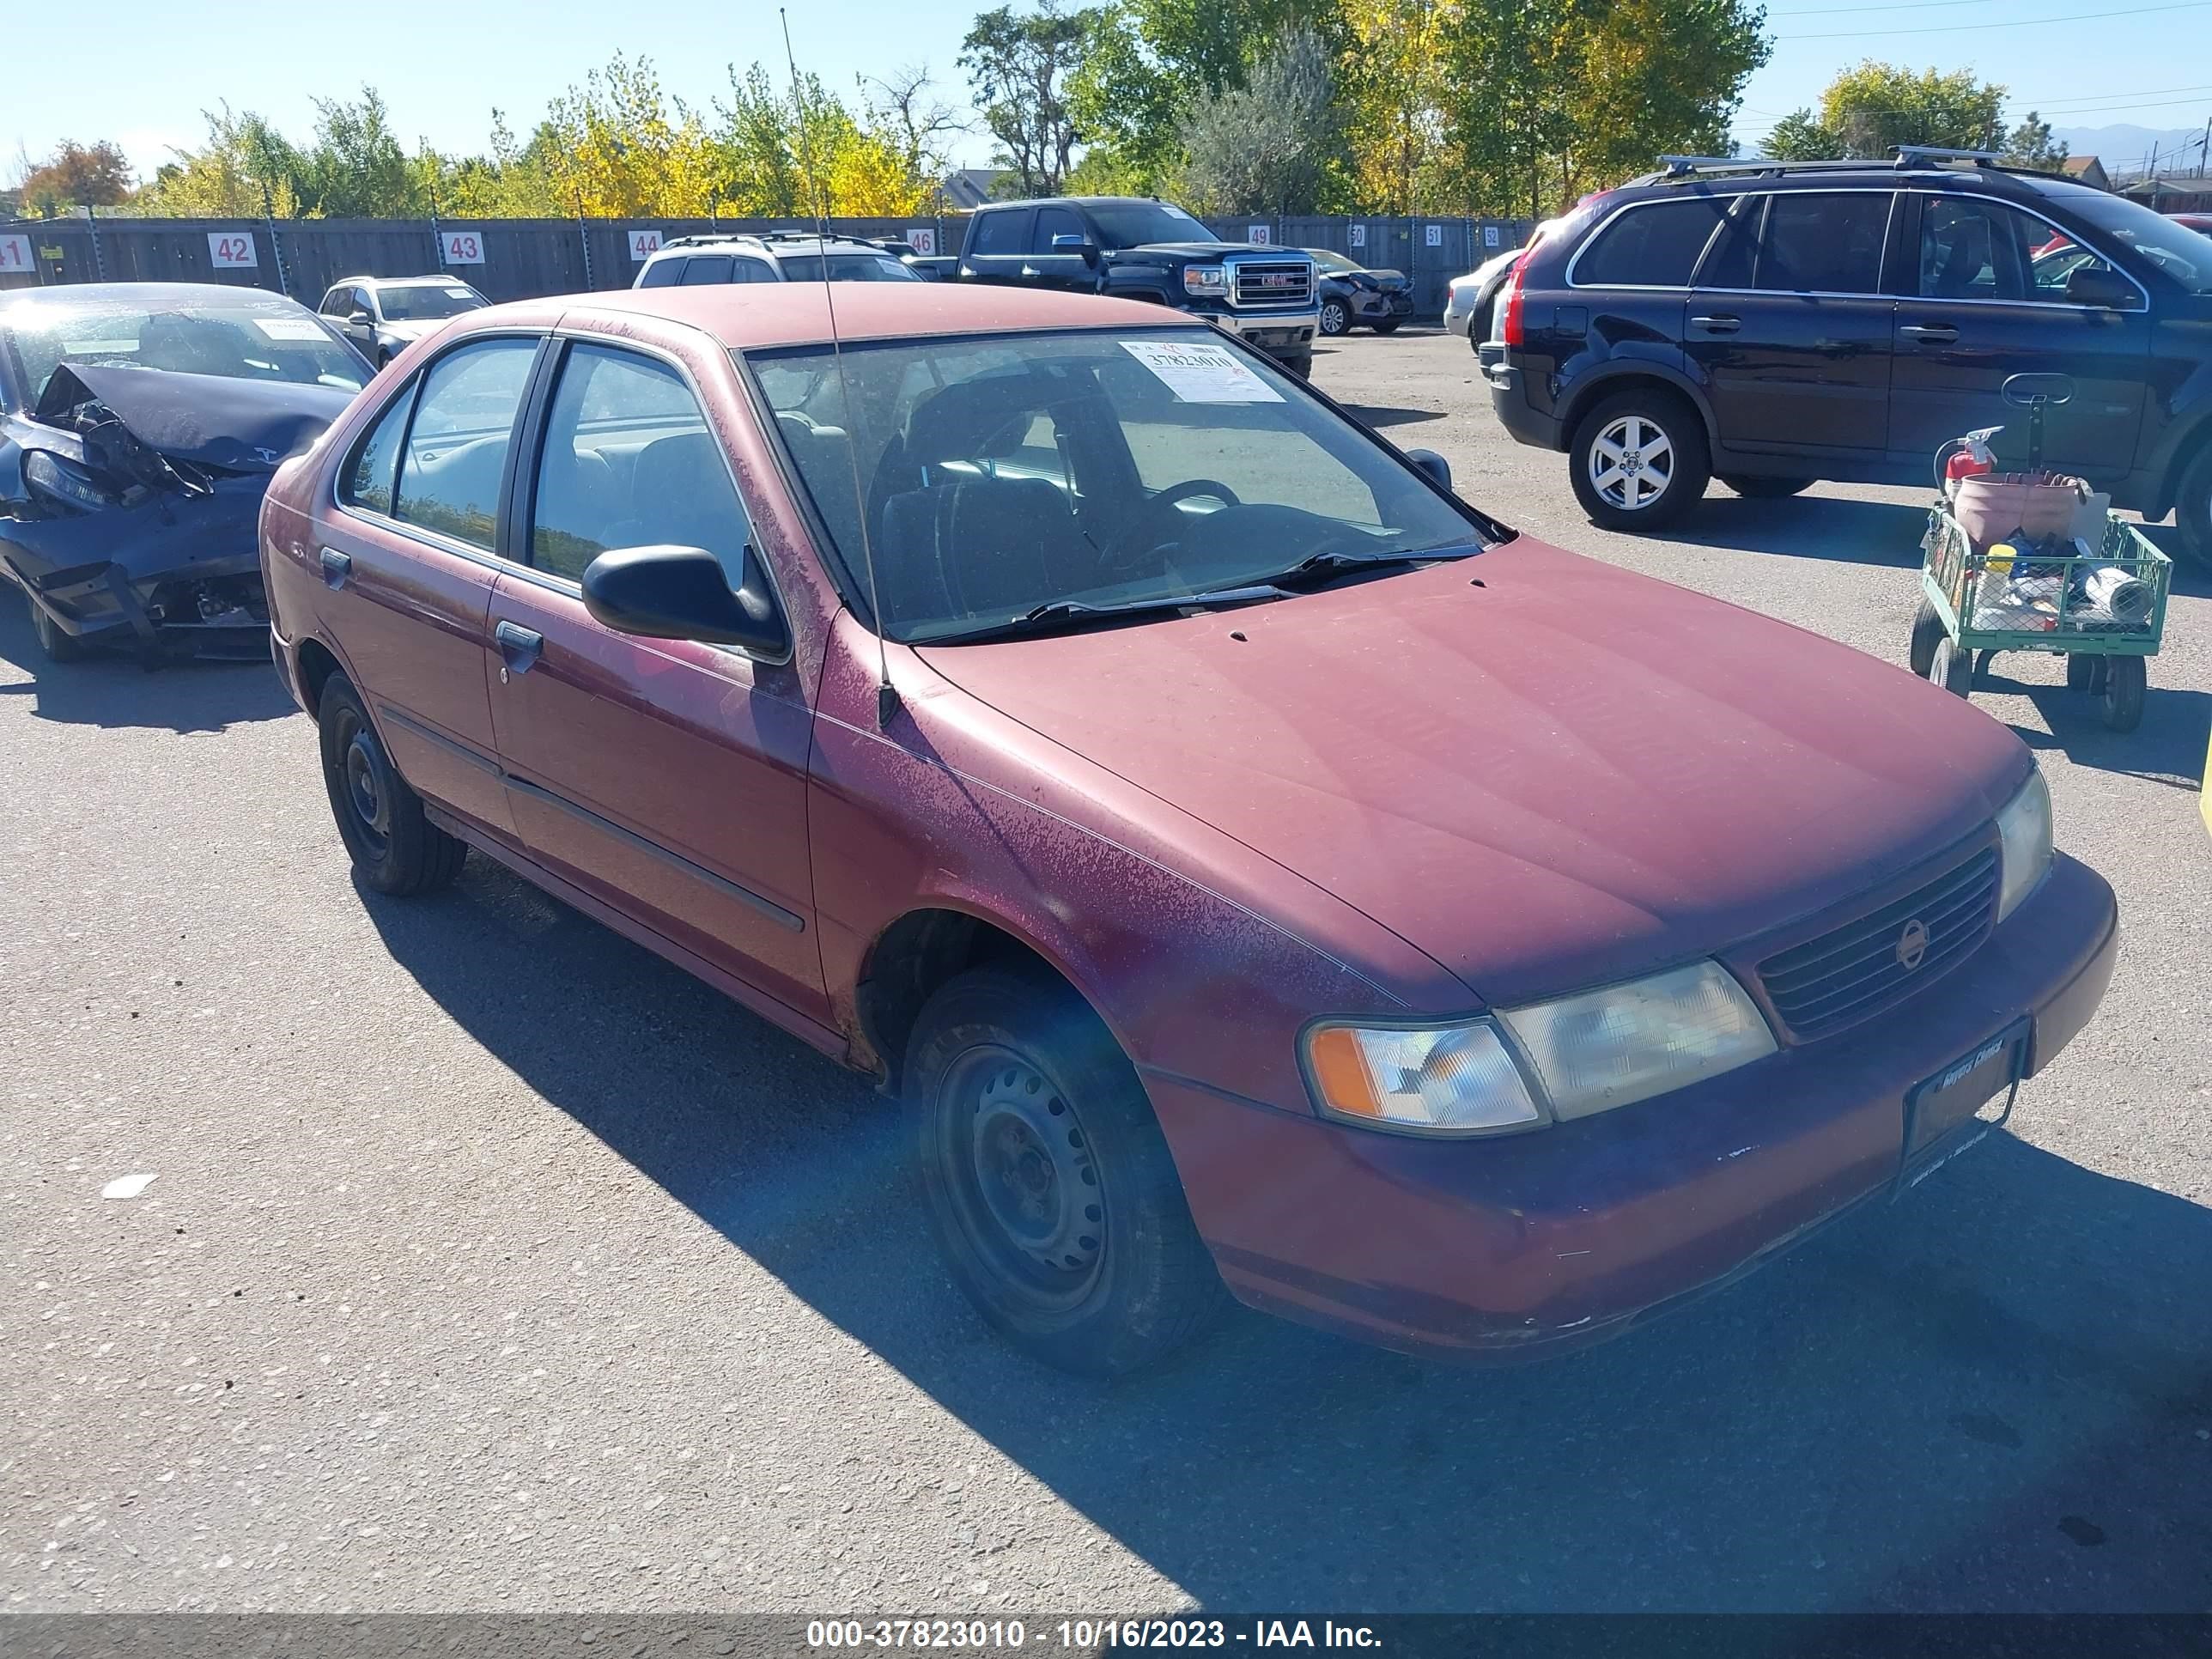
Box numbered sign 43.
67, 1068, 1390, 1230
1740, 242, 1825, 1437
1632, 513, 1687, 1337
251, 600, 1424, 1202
441, 229, 485, 265
207, 231, 258, 269
0, 234, 32, 273
903, 227, 937, 257
628, 228, 665, 262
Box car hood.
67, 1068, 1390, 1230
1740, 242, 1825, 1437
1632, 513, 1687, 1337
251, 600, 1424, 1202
31, 364, 356, 471
1118, 242, 1304, 259
917, 539, 2028, 1006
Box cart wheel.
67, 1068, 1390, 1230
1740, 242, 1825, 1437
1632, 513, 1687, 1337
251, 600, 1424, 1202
1929, 635, 1974, 699
2100, 656, 2145, 732
1973, 648, 1999, 687
1909, 600, 1945, 679
2064, 653, 2095, 692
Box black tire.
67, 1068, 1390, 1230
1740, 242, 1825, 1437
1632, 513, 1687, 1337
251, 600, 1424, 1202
1468, 298, 1494, 350
27, 596, 88, 663
317, 672, 466, 896
1283, 355, 1312, 380
1371, 319, 1402, 335
2065, 653, 2098, 692
2101, 654, 2146, 732
904, 963, 1227, 1376
2176, 443, 2212, 571
1928, 633, 1974, 698
1568, 389, 1711, 532
1317, 299, 1349, 337
1722, 476, 1814, 499
1909, 599, 1947, 680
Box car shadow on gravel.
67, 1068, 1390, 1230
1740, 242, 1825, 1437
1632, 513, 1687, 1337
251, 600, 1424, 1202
364, 857, 2212, 1614
1341, 404, 1446, 430
0, 588, 296, 732
1651, 495, 1930, 568
1996, 678, 2211, 790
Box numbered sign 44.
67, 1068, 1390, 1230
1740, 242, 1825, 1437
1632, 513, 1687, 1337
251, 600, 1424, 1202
207, 231, 258, 269
0, 234, 32, 274
441, 229, 486, 265
628, 228, 665, 262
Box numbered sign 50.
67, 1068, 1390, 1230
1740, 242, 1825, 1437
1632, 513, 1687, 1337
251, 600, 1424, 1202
0, 234, 32, 273
628, 228, 665, 261
207, 231, 258, 269
441, 229, 485, 265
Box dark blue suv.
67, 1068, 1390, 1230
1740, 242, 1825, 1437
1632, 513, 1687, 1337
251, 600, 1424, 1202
1479, 149, 2212, 566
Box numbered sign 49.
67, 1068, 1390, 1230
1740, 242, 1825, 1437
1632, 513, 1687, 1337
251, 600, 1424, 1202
1246, 223, 1272, 245
441, 228, 485, 265
207, 231, 258, 269
628, 228, 665, 262
903, 227, 937, 257
0, 234, 32, 274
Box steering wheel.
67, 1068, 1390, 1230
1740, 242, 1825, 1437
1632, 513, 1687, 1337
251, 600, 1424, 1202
1097, 478, 1243, 577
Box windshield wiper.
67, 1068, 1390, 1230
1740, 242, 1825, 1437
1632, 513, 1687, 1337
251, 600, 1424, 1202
937, 583, 1286, 643
1256, 542, 1481, 588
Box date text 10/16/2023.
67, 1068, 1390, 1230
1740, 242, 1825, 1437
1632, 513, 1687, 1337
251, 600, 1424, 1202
805, 1620, 1383, 1650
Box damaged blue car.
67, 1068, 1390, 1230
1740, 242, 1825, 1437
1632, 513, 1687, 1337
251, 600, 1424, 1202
0, 283, 371, 663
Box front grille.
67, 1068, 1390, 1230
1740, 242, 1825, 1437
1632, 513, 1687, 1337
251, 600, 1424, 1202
1231, 258, 1315, 310
1756, 848, 1998, 1040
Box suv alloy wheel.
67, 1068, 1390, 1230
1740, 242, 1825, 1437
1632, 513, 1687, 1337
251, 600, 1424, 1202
1569, 391, 1711, 532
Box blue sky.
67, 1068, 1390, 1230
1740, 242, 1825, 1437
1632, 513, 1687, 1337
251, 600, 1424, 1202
8, 0, 2210, 184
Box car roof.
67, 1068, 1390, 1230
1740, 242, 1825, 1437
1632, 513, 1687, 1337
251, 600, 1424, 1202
1623, 161, 2099, 204
648, 234, 884, 257
506, 283, 1209, 350
343, 274, 477, 289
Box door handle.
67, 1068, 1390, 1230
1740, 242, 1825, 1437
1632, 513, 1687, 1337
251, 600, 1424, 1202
493, 619, 543, 675
1690, 314, 1740, 334
1899, 324, 1959, 345
1019, 264, 1042, 277
318, 547, 352, 588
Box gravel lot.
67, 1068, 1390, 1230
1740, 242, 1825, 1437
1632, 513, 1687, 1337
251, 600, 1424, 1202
4, 326, 2209, 1615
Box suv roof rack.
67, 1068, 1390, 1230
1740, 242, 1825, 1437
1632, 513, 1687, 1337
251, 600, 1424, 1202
1650, 148, 2073, 188
1888, 144, 2002, 167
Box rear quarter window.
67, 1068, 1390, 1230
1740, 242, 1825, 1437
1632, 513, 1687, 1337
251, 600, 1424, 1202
1571, 198, 1731, 288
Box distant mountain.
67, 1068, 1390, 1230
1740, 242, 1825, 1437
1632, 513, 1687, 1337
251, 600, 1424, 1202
2045, 123, 2208, 170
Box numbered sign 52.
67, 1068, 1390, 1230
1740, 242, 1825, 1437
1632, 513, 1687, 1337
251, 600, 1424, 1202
903, 226, 938, 257
0, 234, 32, 273
441, 229, 485, 265
628, 228, 665, 262
207, 231, 259, 269
1484, 223, 1502, 248
1246, 223, 1272, 245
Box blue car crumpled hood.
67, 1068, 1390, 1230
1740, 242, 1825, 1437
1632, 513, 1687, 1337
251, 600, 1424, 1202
32, 363, 354, 472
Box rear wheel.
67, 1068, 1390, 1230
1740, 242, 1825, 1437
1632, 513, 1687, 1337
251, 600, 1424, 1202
2101, 655, 2146, 732
904, 964, 1226, 1376
1372, 319, 1401, 335
2065, 653, 2099, 692
1722, 476, 1814, 499
317, 672, 467, 896
1569, 390, 1711, 532
1928, 634, 1974, 698
1318, 299, 1349, 337
1909, 599, 1947, 680
2175, 443, 2212, 571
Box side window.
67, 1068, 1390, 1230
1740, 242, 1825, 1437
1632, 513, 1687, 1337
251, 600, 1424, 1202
1919, 197, 2033, 301
680, 255, 734, 285
355, 288, 378, 318
970, 210, 1032, 256
1034, 206, 1085, 253
530, 344, 751, 588
340, 384, 415, 516
733, 258, 775, 283
1571, 198, 1729, 288
319, 288, 349, 317
637, 257, 685, 289
1755, 192, 1891, 294
392, 337, 538, 550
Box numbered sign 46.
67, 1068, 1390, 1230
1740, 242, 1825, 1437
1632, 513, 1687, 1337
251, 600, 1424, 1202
0, 234, 32, 274
628, 228, 665, 262
207, 231, 258, 269
1246, 223, 1272, 245
441, 229, 485, 265
903, 227, 937, 257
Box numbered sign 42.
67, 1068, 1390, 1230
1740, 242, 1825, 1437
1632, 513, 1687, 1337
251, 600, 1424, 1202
441, 228, 485, 265
0, 234, 32, 274
628, 228, 665, 262
207, 231, 259, 269
903, 226, 938, 257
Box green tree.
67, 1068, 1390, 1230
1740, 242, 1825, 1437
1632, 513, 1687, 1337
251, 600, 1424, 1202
1793, 61, 2005, 160
19, 142, 134, 214
2002, 110, 2068, 169
1177, 24, 1344, 212
1438, 0, 1584, 219
1763, 107, 1840, 160
963, 0, 1103, 195
302, 88, 420, 216
136, 106, 306, 216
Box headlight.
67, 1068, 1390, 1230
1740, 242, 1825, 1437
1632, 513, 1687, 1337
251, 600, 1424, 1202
1497, 961, 1775, 1121
1183, 265, 1227, 295
1994, 766, 2053, 921
1304, 1018, 1543, 1135
23, 449, 117, 512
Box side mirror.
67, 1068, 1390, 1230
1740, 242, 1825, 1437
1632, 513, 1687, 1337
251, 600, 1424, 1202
2063, 265, 2135, 309
1404, 448, 1452, 494
1052, 233, 1100, 266
347, 309, 373, 328
581, 544, 789, 658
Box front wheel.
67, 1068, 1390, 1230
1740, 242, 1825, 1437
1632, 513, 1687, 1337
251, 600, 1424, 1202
1568, 392, 1711, 532
1282, 355, 1312, 380
1317, 299, 1349, 337
1928, 633, 1974, 698
27, 597, 88, 663
1371, 319, 1401, 335
2101, 655, 2146, 732
1909, 599, 1946, 679
904, 965, 1227, 1376
317, 672, 467, 896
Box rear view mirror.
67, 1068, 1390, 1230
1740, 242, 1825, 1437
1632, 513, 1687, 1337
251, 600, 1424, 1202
1404, 448, 1452, 494
581, 544, 789, 659
2063, 266, 2135, 309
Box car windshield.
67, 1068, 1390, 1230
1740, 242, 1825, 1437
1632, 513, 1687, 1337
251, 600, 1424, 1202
1085, 201, 1218, 247
376, 284, 487, 321
777, 253, 921, 283
750, 329, 1486, 643
1307, 249, 1362, 273
2063, 193, 2212, 293
0, 292, 370, 405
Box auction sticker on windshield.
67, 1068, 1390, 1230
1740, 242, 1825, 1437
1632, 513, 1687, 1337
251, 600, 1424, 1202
1120, 339, 1283, 404
252, 317, 333, 342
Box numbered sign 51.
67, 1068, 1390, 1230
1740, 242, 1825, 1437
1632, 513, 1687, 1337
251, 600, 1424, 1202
207, 231, 258, 269
1246, 223, 1272, 245
1425, 223, 1443, 247
628, 228, 665, 262
903, 226, 937, 257
0, 234, 32, 273
441, 229, 485, 265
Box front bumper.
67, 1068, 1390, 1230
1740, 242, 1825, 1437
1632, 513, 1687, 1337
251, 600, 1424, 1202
1208, 308, 1319, 357
1146, 851, 2118, 1360
1350, 288, 1413, 321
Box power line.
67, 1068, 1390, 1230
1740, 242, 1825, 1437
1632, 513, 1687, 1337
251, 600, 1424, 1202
1778, 0, 2208, 35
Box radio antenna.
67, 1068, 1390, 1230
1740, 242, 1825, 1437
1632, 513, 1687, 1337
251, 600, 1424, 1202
781, 7, 900, 726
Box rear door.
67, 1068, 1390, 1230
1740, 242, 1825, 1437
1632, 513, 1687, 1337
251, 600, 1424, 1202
960, 208, 1035, 285
1887, 191, 2151, 482
1686, 190, 1896, 463
1026, 205, 1094, 292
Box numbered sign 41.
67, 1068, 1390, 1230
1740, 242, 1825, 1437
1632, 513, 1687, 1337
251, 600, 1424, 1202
0, 234, 32, 273
207, 231, 258, 269
441, 228, 485, 265
628, 228, 665, 262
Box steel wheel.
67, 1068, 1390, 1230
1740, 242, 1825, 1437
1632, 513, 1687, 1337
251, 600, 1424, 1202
332, 702, 393, 860
1588, 414, 1677, 514
1318, 299, 1349, 337
314, 672, 466, 896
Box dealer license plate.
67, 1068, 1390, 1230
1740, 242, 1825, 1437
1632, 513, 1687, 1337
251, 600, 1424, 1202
1899, 1018, 2027, 1191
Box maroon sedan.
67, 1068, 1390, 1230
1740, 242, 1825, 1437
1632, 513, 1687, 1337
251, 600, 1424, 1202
259, 284, 2118, 1374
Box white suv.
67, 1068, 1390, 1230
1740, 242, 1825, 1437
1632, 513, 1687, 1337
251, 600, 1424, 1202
633, 234, 921, 289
